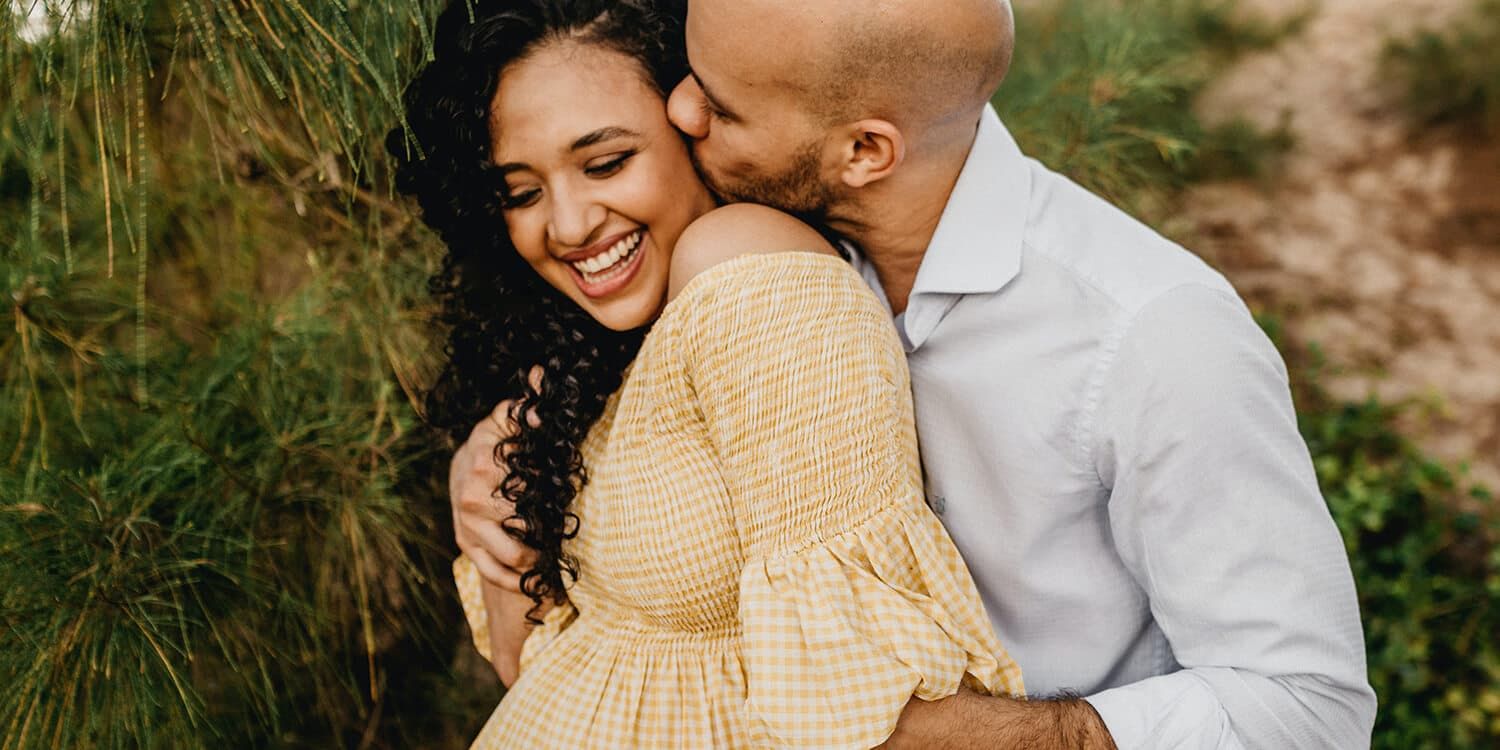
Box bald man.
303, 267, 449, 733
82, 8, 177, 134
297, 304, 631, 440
449, 0, 1376, 747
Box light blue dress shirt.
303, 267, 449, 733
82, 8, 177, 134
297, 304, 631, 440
847, 106, 1376, 749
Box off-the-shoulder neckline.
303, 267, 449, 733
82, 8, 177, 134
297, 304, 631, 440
654, 250, 852, 328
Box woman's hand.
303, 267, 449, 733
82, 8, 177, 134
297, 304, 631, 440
450, 369, 545, 594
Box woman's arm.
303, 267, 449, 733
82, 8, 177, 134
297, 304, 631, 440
662, 240, 1022, 748
478, 579, 548, 687
448, 384, 554, 686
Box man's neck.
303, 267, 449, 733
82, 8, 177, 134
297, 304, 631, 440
825, 117, 980, 316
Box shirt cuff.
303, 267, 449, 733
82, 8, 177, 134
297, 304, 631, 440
1086, 671, 1243, 750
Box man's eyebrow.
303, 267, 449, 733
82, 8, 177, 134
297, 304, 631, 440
570, 126, 642, 151
690, 71, 736, 117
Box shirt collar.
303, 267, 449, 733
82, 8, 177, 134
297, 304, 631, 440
909, 104, 1031, 298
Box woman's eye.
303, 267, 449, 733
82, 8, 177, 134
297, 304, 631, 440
584, 152, 634, 178
499, 188, 540, 210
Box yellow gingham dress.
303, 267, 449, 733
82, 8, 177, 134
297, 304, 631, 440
454, 252, 1023, 749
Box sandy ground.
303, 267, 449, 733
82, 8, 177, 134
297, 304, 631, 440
1184, 0, 1500, 489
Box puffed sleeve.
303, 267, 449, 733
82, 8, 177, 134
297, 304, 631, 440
452, 554, 577, 673
664, 252, 1024, 749
452, 554, 493, 663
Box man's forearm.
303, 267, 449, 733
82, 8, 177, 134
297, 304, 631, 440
882, 689, 1117, 749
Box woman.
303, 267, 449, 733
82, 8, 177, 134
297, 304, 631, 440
390, 0, 1023, 746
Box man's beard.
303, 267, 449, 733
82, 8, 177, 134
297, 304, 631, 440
690, 139, 839, 225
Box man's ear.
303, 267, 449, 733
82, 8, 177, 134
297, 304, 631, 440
835, 119, 905, 189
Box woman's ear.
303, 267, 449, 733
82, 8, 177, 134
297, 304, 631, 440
835, 119, 906, 189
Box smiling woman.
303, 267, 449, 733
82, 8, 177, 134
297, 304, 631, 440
390, 0, 1023, 747
489, 40, 715, 331
388, 0, 697, 619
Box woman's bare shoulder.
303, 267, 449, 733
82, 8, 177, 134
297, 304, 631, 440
667, 204, 838, 302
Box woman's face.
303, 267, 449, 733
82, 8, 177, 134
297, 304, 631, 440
490, 42, 717, 331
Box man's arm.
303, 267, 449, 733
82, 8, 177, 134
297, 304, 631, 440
1085, 284, 1374, 749
880, 690, 1116, 749
884, 284, 1374, 749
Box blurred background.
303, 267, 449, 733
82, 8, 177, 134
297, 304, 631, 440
2, 0, 1496, 747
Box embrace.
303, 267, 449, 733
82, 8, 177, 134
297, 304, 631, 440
389, 0, 1376, 747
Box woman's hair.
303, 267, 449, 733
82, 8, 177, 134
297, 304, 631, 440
388, 0, 689, 614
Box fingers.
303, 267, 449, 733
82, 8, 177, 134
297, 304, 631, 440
476, 399, 519, 441
465, 546, 526, 593
470, 515, 538, 570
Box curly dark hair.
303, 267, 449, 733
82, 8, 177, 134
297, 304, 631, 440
388, 0, 689, 614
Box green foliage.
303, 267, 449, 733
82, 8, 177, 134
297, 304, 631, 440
1273, 337, 1500, 749
997, 0, 1301, 218
1382, 0, 1500, 132
2, 1, 491, 747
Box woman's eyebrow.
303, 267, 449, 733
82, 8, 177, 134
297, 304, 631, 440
570, 126, 642, 151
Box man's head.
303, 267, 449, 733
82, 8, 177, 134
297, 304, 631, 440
667, 0, 1014, 223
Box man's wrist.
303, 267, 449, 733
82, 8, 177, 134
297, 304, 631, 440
992, 693, 1117, 750
885, 689, 1117, 750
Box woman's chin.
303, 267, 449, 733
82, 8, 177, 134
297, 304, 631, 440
588, 295, 663, 332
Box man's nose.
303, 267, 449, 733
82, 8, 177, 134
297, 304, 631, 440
547, 186, 607, 248
667, 77, 709, 139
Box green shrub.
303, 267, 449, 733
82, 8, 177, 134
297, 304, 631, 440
1, 2, 486, 747
997, 0, 1301, 218
1382, 0, 1500, 132
1380, 0, 1500, 133
1276, 333, 1500, 749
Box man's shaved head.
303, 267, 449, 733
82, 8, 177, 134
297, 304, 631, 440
707, 0, 1014, 130
672, 0, 1014, 230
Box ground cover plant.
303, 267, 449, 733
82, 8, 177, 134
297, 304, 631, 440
2, 0, 1495, 746
995, 0, 1301, 219
1275, 330, 1500, 749
1382, 0, 1500, 133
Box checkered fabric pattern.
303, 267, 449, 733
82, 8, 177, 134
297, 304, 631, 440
455, 252, 1023, 749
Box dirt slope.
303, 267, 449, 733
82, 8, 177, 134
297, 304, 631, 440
1185, 0, 1500, 489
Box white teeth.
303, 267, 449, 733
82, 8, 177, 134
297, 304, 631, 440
571, 231, 642, 280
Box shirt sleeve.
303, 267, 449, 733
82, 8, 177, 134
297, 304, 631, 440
1086, 284, 1376, 750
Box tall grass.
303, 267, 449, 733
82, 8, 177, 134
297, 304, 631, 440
2, 2, 480, 747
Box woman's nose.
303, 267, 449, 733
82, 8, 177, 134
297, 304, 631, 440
667, 77, 709, 140
547, 187, 607, 249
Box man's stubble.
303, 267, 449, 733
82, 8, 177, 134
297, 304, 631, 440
687, 137, 841, 226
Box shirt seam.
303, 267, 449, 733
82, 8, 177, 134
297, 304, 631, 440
1071, 276, 1246, 491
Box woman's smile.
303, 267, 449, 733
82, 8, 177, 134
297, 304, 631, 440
563, 228, 649, 298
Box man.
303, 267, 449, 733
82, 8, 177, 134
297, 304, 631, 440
452, 0, 1377, 746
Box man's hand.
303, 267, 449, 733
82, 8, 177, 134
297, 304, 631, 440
450, 371, 543, 593
877, 687, 1117, 750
